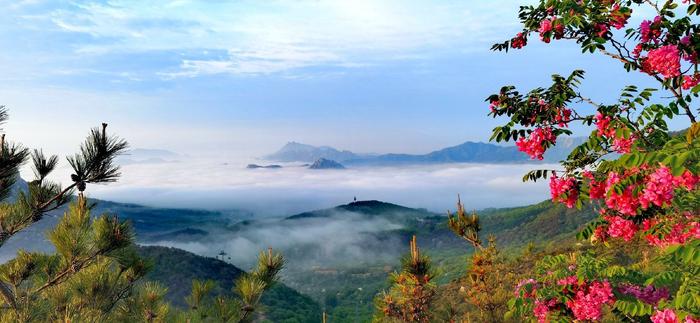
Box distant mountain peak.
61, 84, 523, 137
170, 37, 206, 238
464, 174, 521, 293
308, 158, 345, 169
266, 137, 587, 166
266, 142, 360, 163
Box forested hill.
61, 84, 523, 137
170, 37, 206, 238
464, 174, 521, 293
285, 200, 429, 220
138, 246, 322, 323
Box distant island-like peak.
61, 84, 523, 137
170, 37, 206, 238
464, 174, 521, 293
308, 158, 345, 169
246, 164, 283, 169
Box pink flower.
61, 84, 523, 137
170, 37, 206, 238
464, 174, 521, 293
589, 179, 606, 199
516, 127, 556, 160
633, 43, 644, 58
489, 100, 501, 113
677, 170, 699, 190
511, 32, 527, 49
534, 299, 556, 323
651, 309, 678, 323
645, 219, 700, 247
566, 281, 615, 321
681, 35, 691, 45
583, 171, 606, 200
604, 172, 640, 216
555, 107, 572, 127
557, 275, 579, 286
644, 45, 681, 79
595, 23, 609, 38
595, 113, 615, 137
640, 16, 662, 43
683, 74, 700, 90
612, 135, 636, 153
607, 216, 638, 241
640, 166, 677, 209
539, 19, 553, 43
549, 172, 579, 208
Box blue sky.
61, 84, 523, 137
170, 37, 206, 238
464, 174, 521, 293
0, 0, 671, 158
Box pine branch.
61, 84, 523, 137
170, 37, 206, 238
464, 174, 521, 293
0, 123, 127, 248
447, 196, 484, 251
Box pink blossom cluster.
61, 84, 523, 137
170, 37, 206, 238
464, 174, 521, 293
651, 308, 700, 323
516, 127, 556, 160
594, 113, 636, 153
565, 280, 615, 321
644, 216, 700, 247
533, 299, 556, 323
603, 172, 640, 216
557, 275, 579, 287
611, 135, 636, 153
554, 107, 572, 127
652, 309, 678, 323
595, 113, 615, 137
639, 16, 662, 43
678, 170, 700, 190
582, 167, 699, 243
643, 45, 682, 79
618, 284, 669, 305
595, 23, 609, 38
549, 173, 579, 208
640, 166, 678, 208
539, 18, 563, 43
683, 74, 700, 90
511, 32, 527, 49
640, 167, 699, 209
595, 168, 698, 216
606, 216, 638, 241
489, 100, 501, 113
539, 19, 552, 39
583, 171, 606, 199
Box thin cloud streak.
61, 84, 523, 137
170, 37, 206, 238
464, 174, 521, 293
5, 0, 530, 78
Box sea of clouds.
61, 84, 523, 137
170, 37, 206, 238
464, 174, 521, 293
84, 158, 555, 216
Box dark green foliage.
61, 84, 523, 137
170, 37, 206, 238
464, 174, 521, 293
480, 200, 597, 245
0, 196, 148, 322
138, 246, 321, 323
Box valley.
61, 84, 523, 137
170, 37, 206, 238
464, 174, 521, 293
0, 194, 596, 322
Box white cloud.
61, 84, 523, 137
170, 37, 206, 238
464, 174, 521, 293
28, 0, 527, 76
85, 158, 553, 215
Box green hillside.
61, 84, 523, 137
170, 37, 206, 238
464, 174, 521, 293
138, 246, 322, 323
261, 199, 598, 322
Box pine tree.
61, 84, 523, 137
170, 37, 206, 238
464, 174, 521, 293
448, 198, 514, 322
0, 107, 285, 322
175, 248, 285, 322
0, 107, 145, 321
374, 235, 436, 323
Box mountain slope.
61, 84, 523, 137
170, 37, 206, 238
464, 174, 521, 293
285, 200, 428, 220
138, 246, 322, 323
